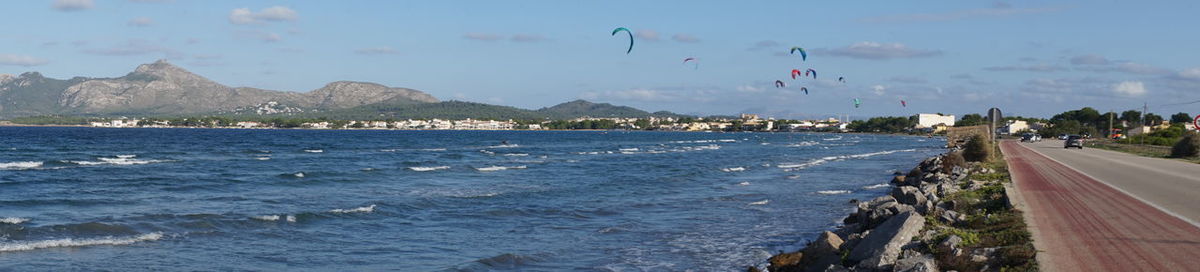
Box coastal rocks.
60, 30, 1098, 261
939, 210, 965, 225
894, 254, 939, 272
891, 186, 927, 207
767, 231, 845, 272
847, 211, 926, 271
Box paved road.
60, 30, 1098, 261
1001, 140, 1200, 271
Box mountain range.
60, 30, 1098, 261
0, 60, 679, 120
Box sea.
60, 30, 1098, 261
0, 127, 945, 271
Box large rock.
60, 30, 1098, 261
893, 254, 939, 272
847, 211, 926, 271
891, 186, 927, 206
768, 231, 846, 272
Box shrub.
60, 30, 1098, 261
1171, 131, 1200, 158
963, 134, 991, 162
941, 151, 966, 174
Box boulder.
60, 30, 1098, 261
920, 184, 940, 196
767, 252, 804, 272
939, 234, 963, 254
893, 254, 939, 272
891, 175, 907, 184
767, 231, 846, 272
847, 211, 926, 270
939, 210, 963, 225
891, 186, 927, 206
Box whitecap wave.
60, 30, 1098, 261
303, 149, 324, 153
488, 144, 519, 148
68, 156, 172, 166
293, 172, 305, 178
409, 166, 450, 172
252, 215, 281, 221
479, 150, 495, 155
823, 136, 843, 141
0, 232, 164, 253
475, 165, 526, 172
330, 204, 376, 214
619, 148, 639, 152
787, 141, 820, 147
422, 148, 447, 152
0, 217, 30, 224
0, 161, 42, 170
721, 167, 746, 172
778, 149, 918, 170
817, 190, 852, 195
504, 153, 529, 157
255, 157, 271, 161
737, 181, 751, 186
380, 149, 398, 152
862, 183, 891, 190
749, 200, 770, 205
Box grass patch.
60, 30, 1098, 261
1088, 139, 1200, 164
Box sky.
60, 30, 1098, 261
2, 0, 1200, 120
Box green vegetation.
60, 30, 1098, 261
962, 134, 990, 162
928, 155, 1037, 272
847, 116, 916, 133
1171, 131, 1200, 158
1126, 124, 1187, 146
957, 114, 986, 127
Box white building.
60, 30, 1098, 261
1001, 120, 1030, 134
915, 114, 956, 128
236, 121, 262, 128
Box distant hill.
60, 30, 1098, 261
0, 60, 685, 120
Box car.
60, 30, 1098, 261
1020, 133, 1040, 142
1058, 134, 1069, 140
1064, 135, 1084, 149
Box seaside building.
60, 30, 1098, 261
236, 121, 263, 128
1001, 120, 1030, 135
915, 114, 956, 129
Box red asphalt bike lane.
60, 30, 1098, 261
1000, 141, 1200, 271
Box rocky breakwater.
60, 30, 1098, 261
756, 151, 1024, 272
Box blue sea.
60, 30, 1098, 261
0, 127, 944, 271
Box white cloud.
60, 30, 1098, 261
818, 42, 942, 60
1075, 61, 1170, 75
634, 30, 660, 42
229, 6, 297, 25
82, 39, 181, 58
0, 54, 49, 66
1113, 81, 1147, 97
463, 33, 503, 41
1178, 68, 1200, 80
354, 47, 399, 55
53, 0, 93, 11
672, 34, 700, 43
736, 85, 764, 93
128, 17, 154, 27
872, 85, 887, 96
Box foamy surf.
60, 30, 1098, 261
475, 165, 526, 172
303, 149, 324, 153
749, 200, 769, 205
737, 181, 751, 186
330, 204, 376, 214
0, 161, 43, 170
409, 166, 450, 172
862, 183, 891, 190
293, 172, 305, 178
0, 232, 164, 253
504, 153, 529, 157
67, 156, 172, 166
252, 215, 281, 221
488, 144, 519, 148
0, 217, 30, 224
778, 149, 919, 170
721, 167, 746, 172
817, 190, 852, 195
422, 148, 447, 152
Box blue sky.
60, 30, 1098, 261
2, 0, 1199, 119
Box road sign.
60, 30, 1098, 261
1194, 114, 1199, 131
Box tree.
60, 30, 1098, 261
958, 114, 985, 127
963, 134, 991, 162
1170, 112, 1193, 124
1120, 110, 1141, 124
1144, 113, 1163, 126
1171, 131, 1200, 158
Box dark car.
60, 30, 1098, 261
1064, 135, 1084, 149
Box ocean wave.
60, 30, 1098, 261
0, 161, 43, 170
293, 172, 305, 178
380, 149, 398, 152
66, 155, 172, 166
721, 167, 746, 172
479, 150, 495, 155
409, 166, 450, 172
817, 190, 852, 195
422, 148, 447, 152
504, 153, 529, 157
0, 232, 163, 253
0, 217, 30, 224
777, 149, 919, 170
823, 136, 843, 141
786, 141, 820, 147
329, 204, 376, 214
748, 200, 770, 205
303, 149, 324, 153
619, 148, 639, 152
252, 215, 281, 221
475, 165, 526, 172
862, 183, 891, 190
488, 144, 519, 148
737, 181, 751, 186
255, 157, 271, 161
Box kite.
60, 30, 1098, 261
791, 69, 802, 79
901, 100, 907, 107
775, 80, 785, 88
838, 77, 845, 83
612, 27, 633, 54
854, 98, 861, 108
790, 47, 807, 61
801, 87, 808, 95
806, 69, 817, 79
683, 57, 698, 69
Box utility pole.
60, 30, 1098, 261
1108, 110, 1114, 140
1141, 102, 1147, 146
